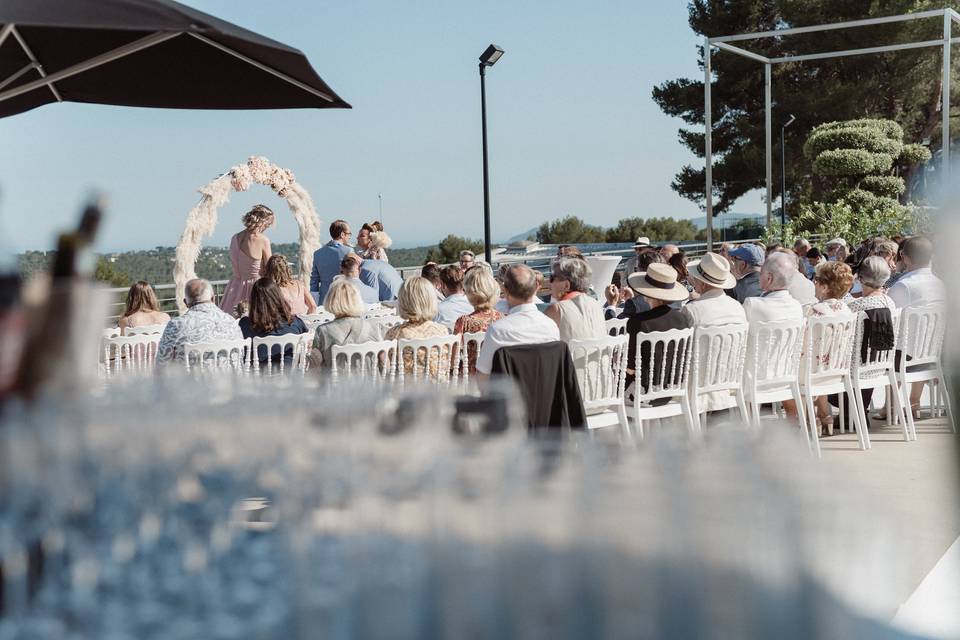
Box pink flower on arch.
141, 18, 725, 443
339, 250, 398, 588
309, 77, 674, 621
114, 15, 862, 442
247, 156, 272, 183
230, 165, 252, 192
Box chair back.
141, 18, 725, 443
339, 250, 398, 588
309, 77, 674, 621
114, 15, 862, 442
568, 335, 629, 410
460, 331, 487, 381
605, 317, 628, 336
745, 319, 804, 390
801, 313, 857, 384
363, 304, 396, 319
330, 340, 398, 383
897, 305, 947, 368
183, 339, 248, 371
690, 323, 748, 396
103, 334, 160, 375
371, 316, 404, 332
102, 327, 120, 339
125, 323, 168, 336
630, 327, 694, 403
852, 307, 901, 379
248, 334, 310, 374
396, 334, 461, 387
299, 312, 335, 331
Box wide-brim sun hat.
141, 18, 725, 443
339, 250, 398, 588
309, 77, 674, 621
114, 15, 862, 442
688, 252, 737, 289
626, 263, 690, 302
633, 236, 651, 248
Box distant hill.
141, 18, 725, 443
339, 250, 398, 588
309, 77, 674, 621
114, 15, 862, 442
688, 212, 765, 230
504, 227, 538, 244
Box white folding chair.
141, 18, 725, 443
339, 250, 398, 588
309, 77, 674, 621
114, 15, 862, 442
183, 339, 248, 372
568, 335, 630, 434
102, 327, 120, 339
743, 320, 806, 439
799, 314, 862, 456
627, 327, 696, 439
851, 308, 909, 442
299, 312, 335, 332
896, 305, 954, 439
689, 323, 749, 433
371, 316, 404, 333
103, 334, 160, 375
125, 323, 168, 336
396, 334, 461, 388
330, 340, 398, 383
248, 334, 310, 374
363, 305, 396, 319
459, 331, 487, 388
605, 317, 628, 336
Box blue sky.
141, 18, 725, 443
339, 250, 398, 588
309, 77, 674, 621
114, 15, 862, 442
0, 0, 763, 252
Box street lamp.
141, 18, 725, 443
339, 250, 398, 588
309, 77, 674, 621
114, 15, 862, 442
479, 44, 504, 263
780, 114, 796, 241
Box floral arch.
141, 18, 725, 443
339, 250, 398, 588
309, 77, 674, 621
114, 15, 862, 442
173, 156, 322, 313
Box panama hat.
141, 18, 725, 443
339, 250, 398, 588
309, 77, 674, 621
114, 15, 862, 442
688, 252, 736, 289
633, 236, 651, 248
626, 263, 690, 302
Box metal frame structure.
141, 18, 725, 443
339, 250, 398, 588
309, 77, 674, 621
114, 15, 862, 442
0, 26, 336, 107
704, 8, 960, 248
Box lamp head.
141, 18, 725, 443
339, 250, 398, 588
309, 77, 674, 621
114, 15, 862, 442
480, 44, 504, 67
784, 114, 796, 128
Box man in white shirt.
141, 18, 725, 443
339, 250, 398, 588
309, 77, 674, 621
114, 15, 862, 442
772, 248, 817, 306
888, 236, 944, 309
742, 252, 804, 324
435, 265, 474, 328
157, 279, 243, 364
476, 264, 560, 381
681, 252, 745, 327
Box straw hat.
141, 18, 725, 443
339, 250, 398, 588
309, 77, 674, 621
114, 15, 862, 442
626, 263, 690, 302
688, 252, 736, 289
633, 236, 651, 248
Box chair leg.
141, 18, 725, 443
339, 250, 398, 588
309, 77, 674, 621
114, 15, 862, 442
681, 396, 698, 441
885, 387, 893, 427
837, 395, 844, 435
848, 380, 869, 450
937, 367, 956, 434
886, 373, 910, 442
792, 384, 807, 439
617, 403, 632, 441
736, 392, 749, 427
899, 375, 918, 442
803, 392, 821, 458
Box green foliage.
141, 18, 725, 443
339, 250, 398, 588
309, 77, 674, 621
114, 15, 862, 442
604, 216, 699, 243
858, 175, 906, 198
812, 148, 893, 177
760, 220, 798, 248
536, 216, 606, 244
899, 143, 933, 165
425, 235, 484, 264
94, 257, 131, 287
803, 126, 902, 159
789, 199, 921, 247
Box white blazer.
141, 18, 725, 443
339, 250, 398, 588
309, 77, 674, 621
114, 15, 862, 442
743, 290, 804, 325
682, 289, 746, 327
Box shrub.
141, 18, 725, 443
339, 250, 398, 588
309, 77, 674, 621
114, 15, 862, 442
858, 175, 906, 198
813, 149, 893, 176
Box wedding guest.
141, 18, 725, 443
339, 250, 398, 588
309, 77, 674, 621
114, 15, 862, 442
559, 245, 584, 259
239, 278, 308, 366
805, 261, 854, 434
624, 264, 691, 404
421, 263, 445, 301
220, 204, 274, 314
359, 257, 403, 301
772, 248, 817, 306
869, 239, 900, 287
794, 238, 812, 276
338, 254, 380, 305
805, 247, 823, 275
825, 238, 848, 262
309, 279, 381, 369
681, 253, 744, 327
608, 248, 665, 319
454, 267, 504, 375
742, 252, 804, 325
668, 250, 695, 296
265, 254, 316, 316
624, 237, 651, 274
544, 257, 606, 341
436, 265, 474, 328
475, 264, 560, 381
384, 276, 450, 376
366, 225, 391, 263
356, 222, 375, 259
158, 279, 243, 364
459, 250, 476, 271
659, 244, 680, 262
729, 243, 764, 302
119, 281, 170, 334
310, 219, 352, 304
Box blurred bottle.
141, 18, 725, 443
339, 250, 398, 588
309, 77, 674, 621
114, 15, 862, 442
0, 198, 24, 409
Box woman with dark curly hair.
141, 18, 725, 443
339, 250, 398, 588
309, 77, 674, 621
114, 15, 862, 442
220, 204, 274, 314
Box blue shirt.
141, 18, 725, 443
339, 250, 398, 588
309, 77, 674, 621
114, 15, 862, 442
310, 241, 352, 304
359, 258, 403, 301
343, 277, 381, 305
435, 293, 474, 328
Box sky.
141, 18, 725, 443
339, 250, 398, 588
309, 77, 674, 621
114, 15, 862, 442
0, 0, 764, 253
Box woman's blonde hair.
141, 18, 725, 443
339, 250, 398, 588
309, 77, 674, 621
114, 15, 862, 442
123, 281, 160, 317
242, 204, 275, 232
369, 230, 392, 250
814, 260, 854, 300
463, 267, 499, 310
265, 254, 294, 287
324, 279, 365, 318
396, 276, 438, 323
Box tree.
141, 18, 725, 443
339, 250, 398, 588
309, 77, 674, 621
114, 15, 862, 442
605, 216, 699, 243
536, 216, 606, 244
653, 0, 959, 215
94, 257, 131, 287
425, 235, 484, 264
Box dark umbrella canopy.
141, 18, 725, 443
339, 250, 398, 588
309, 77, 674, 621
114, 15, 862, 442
0, 0, 351, 119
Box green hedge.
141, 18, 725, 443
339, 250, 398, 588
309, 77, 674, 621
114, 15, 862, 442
813, 149, 893, 176
803, 127, 902, 159
898, 143, 932, 165
858, 175, 906, 198
812, 118, 903, 142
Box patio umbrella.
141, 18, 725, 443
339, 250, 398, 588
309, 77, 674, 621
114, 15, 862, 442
0, 0, 351, 119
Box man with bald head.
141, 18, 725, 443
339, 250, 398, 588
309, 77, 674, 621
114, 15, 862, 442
475, 264, 560, 380
742, 252, 804, 324
157, 278, 243, 363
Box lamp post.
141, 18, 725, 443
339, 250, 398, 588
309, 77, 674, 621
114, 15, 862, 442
479, 44, 504, 263
780, 114, 796, 242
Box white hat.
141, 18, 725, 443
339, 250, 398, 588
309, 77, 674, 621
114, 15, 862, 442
825, 237, 847, 248
626, 263, 690, 302
633, 236, 651, 248
687, 252, 736, 289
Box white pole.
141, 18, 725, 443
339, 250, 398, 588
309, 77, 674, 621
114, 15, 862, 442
944, 10, 952, 178
765, 63, 773, 229
705, 38, 713, 251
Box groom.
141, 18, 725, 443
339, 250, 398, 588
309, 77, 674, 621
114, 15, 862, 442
310, 219, 352, 304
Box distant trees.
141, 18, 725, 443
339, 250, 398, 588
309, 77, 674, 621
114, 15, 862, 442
94, 257, 131, 288
604, 216, 699, 243
536, 216, 606, 244
425, 235, 484, 264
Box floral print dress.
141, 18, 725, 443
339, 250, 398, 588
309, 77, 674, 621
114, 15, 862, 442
454, 309, 504, 375
801, 298, 851, 376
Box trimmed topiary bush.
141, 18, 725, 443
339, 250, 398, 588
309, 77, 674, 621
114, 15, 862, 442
813, 149, 893, 176
858, 175, 906, 198
898, 143, 932, 165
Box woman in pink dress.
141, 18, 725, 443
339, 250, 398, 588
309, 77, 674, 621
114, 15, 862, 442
220, 204, 274, 315
265, 254, 316, 316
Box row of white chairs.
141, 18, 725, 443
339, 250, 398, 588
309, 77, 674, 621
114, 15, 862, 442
582, 305, 952, 457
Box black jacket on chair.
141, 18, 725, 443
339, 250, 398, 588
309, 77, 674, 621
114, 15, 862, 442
490, 341, 587, 430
